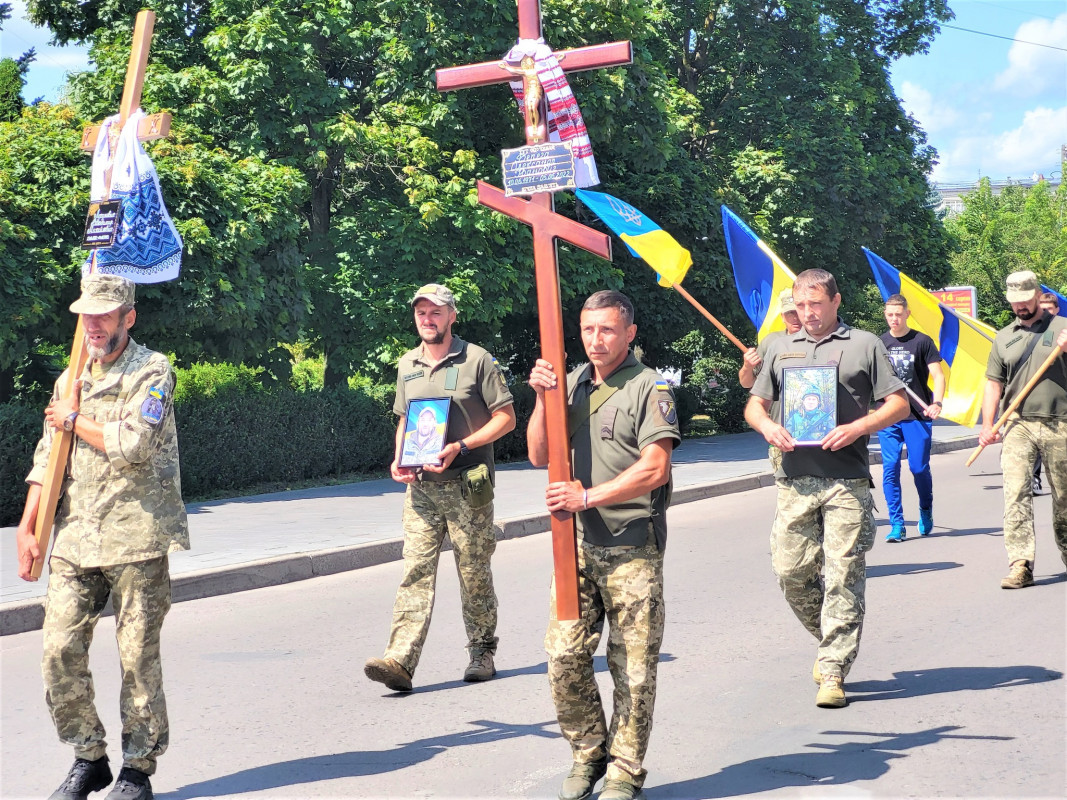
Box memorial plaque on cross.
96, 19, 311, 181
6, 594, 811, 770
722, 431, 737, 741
436, 0, 631, 620
31, 9, 174, 578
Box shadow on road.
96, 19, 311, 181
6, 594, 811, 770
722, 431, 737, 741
649, 726, 1011, 798
391, 652, 678, 696
158, 718, 559, 798
846, 665, 1062, 703
866, 561, 962, 578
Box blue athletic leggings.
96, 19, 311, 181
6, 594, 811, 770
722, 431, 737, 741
877, 419, 933, 527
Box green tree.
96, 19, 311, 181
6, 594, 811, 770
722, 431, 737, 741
0, 103, 310, 399
946, 178, 1067, 328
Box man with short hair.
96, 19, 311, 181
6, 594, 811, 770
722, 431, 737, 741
878, 294, 946, 542
15, 274, 189, 800
365, 284, 516, 691
979, 271, 1067, 589
1039, 291, 1060, 317
746, 269, 908, 708
527, 290, 679, 800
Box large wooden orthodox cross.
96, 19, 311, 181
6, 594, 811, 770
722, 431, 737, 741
31, 10, 173, 578
437, 1, 631, 619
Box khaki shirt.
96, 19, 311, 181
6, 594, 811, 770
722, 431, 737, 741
394, 336, 514, 482
986, 312, 1067, 419
27, 338, 190, 568
566, 353, 681, 550
751, 321, 904, 480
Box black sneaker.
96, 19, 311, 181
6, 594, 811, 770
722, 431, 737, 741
49, 757, 112, 800
103, 768, 153, 800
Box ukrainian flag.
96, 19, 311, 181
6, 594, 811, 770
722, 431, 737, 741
1042, 284, 1067, 316
575, 189, 692, 288
721, 207, 797, 342
863, 248, 993, 427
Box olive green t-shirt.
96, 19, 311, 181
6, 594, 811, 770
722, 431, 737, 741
566, 353, 681, 550
750, 321, 904, 480
394, 336, 514, 481
986, 312, 1067, 419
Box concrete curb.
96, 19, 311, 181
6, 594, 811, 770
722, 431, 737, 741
0, 435, 981, 637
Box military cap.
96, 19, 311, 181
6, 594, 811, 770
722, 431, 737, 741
411, 283, 456, 309
69, 273, 136, 315
1005, 270, 1039, 303
779, 288, 796, 314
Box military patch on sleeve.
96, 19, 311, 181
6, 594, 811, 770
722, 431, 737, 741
140, 390, 164, 426
492, 357, 509, 390
655, 378, 670, 392
657, 399, 677, 425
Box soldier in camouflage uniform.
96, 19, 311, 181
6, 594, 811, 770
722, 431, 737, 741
979, 271, 1067, 590
364, 284, 515, 692
15, 275, 189, 800
746, 269, 907, 709
528, 291, 680, 800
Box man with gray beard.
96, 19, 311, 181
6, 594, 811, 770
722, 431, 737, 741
16, 274, 189, 800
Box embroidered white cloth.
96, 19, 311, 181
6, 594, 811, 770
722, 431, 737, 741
504, 38, 600, 188
83, 109, 182, 283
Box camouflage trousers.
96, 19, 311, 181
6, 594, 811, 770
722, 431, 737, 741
42, 555, 172, 775
768, 445, 783, 475
770, 477, 875, 680
1000, 416, 1067, 568
385, 478, 498, 675
545, 530, 665, 787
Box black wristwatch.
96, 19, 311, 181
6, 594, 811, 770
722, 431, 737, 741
459, 440, 470, 456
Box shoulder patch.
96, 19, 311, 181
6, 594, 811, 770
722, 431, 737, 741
654, 378, 671, 392
140, 395, 164, 426
657, 398, 678, 425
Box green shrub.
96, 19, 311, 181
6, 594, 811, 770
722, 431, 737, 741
0, 403, 43, 525
173, 361, 263, 403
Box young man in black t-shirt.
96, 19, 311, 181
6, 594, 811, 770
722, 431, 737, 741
878, 294, 946, 541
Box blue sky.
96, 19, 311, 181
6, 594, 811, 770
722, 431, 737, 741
2, 0, 1064, 186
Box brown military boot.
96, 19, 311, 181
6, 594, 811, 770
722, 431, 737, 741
1000, 560, 1034, 589
598, 777, 646, 800
364, 657, 412, 691
463, 650, 496, 682
816, 675, 847, 708
558, 759, 607, 800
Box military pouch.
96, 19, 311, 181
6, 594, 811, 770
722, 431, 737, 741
461, 463, 494, 509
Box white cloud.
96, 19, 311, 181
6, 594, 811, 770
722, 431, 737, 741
898, 80, 961, 133
993, 13, 1067, 96
931, 105, 1067, 183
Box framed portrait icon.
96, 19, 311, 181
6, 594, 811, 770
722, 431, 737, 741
399, 397, 451, 468
781, 365, 838, 445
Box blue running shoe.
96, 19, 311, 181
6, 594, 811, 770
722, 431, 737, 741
885, 525, 906, 543
919, 508, 934, 536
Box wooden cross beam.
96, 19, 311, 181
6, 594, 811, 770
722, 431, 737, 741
436, 1, 631, 620
31, 9, 171, 578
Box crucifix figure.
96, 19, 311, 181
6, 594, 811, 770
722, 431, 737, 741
31, 10, 174, 578
437, 1, 631, 620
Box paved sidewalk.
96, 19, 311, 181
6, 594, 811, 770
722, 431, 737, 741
0, 424, 980, 634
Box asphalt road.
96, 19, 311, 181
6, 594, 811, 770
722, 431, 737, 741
2, 448, 1064, 799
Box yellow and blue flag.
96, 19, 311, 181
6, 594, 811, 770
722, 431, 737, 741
575, 189, 692, 288
1042, 284, 1067, 316
864, 247, 994, 427
721, 207, 797, 342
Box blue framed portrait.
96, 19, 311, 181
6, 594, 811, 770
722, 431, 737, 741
781, 365, 838, 445
399, 397, 451, 467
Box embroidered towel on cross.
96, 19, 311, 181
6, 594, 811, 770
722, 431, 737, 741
83, 109, 182, 282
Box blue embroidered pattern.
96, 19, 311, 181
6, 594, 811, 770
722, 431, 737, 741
91, 173, 182, 279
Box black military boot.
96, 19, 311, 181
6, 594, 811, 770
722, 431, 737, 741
103, 767, 153, 800
49, 756, 113, 800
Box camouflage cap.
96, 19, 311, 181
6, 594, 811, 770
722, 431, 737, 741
69, 273, 136, 315
779, 288, 796, 315
1005, 270, 1039, 303
411, 283, 456, 309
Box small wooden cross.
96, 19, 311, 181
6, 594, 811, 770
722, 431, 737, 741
31, 10, 172, 578
437, 1, 631, 620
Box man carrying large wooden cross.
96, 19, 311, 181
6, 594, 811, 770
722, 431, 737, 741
13, 12, 188, 800
438, 4, 678, 799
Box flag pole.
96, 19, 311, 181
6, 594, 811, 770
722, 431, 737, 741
965, 347, 1063, 467
670, 282, 749, 353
